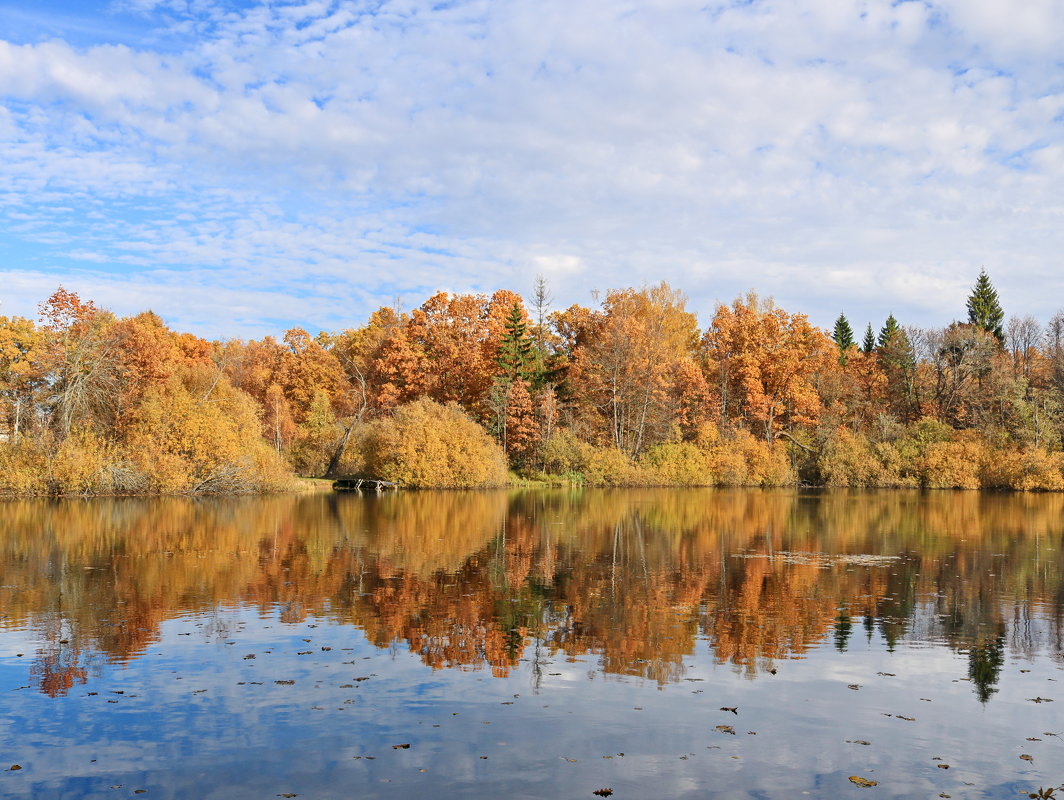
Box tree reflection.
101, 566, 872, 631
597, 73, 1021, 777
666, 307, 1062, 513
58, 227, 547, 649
1, 488, 1063, 697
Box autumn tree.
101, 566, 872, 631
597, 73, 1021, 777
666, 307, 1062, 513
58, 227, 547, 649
0, 316, 45, 441
564, 283, 701, 455
704, 293, 833, 441
37, 287, 120, 437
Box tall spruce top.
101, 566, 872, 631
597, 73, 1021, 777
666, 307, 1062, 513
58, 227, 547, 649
833, 313, 855, 364
966, 269, 1005, 344
862, 323, 876, 354
878, 314, 900, 348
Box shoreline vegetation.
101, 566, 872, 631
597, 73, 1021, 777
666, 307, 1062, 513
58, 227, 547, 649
4, 273, 1064, 495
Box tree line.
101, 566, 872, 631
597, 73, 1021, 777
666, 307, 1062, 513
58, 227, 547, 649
2, 271, 1064, 493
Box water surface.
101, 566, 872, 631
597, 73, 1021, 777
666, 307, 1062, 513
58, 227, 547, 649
1, 489, 1062, 798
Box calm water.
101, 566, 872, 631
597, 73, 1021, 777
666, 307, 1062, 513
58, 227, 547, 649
1, 489, 1062, 799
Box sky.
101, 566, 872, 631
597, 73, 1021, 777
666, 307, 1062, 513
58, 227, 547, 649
0, 0, 1062, 339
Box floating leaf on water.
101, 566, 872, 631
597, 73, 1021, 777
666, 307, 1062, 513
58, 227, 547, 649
1028, 698, 1054, 703
392, 744, 410, 749
877, 672, 896, 677
938, 764, 950, 769
715, 725, 735, 735
592, 790, 613, 798
275, 680, 295, 685
720, 707, 738, 714
847, 740, 871, 746
848, 685, 861, 691
896, 715, 916, 721
1020, 754, 1034, 761
9, 765, 21, 771
848, 776, 878, 787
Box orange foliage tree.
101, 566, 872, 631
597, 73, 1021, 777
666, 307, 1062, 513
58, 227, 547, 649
704, 293, 833, 441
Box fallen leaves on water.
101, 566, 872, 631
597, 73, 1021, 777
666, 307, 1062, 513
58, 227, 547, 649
720, 707, 738, 714
592, 790, 613, 797
1028, 698, 1054, 703
275, 680, 295, 685
8, 765, 21, 771
937, 764, 950, 769
846, 740, 871, 746
849, 776, 878, 787
877, 672, 896, 677
715, 725, 735, 735
1019, 754, 1034, 762
848, 684, 861, 691
896, 715, 916, 721
392, 744, 410, 750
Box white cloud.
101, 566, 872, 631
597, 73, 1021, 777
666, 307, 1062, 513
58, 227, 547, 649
1, 0, 1063, 335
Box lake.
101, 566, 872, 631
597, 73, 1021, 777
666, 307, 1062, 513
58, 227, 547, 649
1, 488, 1062, 799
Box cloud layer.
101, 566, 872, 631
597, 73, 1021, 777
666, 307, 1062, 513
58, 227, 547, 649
1, 0, 1062, 337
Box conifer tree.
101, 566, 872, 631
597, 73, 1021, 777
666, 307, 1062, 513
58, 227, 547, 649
496, 303, 535, 382
878, 314, 900, 348
833, 313, 855, 364
966, 269, 1005, 344
862, 323, 876, 354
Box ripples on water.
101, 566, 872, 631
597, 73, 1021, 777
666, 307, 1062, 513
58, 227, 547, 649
0, 489, 1062, 798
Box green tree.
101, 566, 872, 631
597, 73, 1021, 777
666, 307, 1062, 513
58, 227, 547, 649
833, 313, 855, 364
877, 314, 900, 349
966, 269, 1004, 344
496, 303, 536, 382
861, 323, 875, 355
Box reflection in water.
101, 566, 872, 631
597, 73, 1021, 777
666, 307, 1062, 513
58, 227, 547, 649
2, 489, 1063, 696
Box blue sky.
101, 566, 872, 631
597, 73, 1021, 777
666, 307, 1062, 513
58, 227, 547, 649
1, 0, 1063, 338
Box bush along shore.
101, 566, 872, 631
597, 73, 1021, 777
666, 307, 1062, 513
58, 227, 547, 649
4, 273, 1064, 495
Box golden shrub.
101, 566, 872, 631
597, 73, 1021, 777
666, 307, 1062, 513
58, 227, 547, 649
581, 444, 652, 487
640, 441, 712, 486
917, 438, 983, 489
361, 398, 508, 488
981, 447, 1064, 491
817, 427, 905, 487
539, 430, 589, 476
702, 427, 795, 487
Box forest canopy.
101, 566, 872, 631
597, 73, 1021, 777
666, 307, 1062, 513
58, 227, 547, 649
3, 274, 1064, 494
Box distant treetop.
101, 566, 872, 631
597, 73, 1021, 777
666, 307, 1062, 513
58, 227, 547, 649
966, 269, 1005, 344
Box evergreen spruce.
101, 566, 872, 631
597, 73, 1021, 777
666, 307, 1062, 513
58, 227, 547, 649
496, 303, 536, 381
862, 323, 876, 354
833, 313, 855, 364
966, 269, 1005, 344
878, 314, 900, 348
